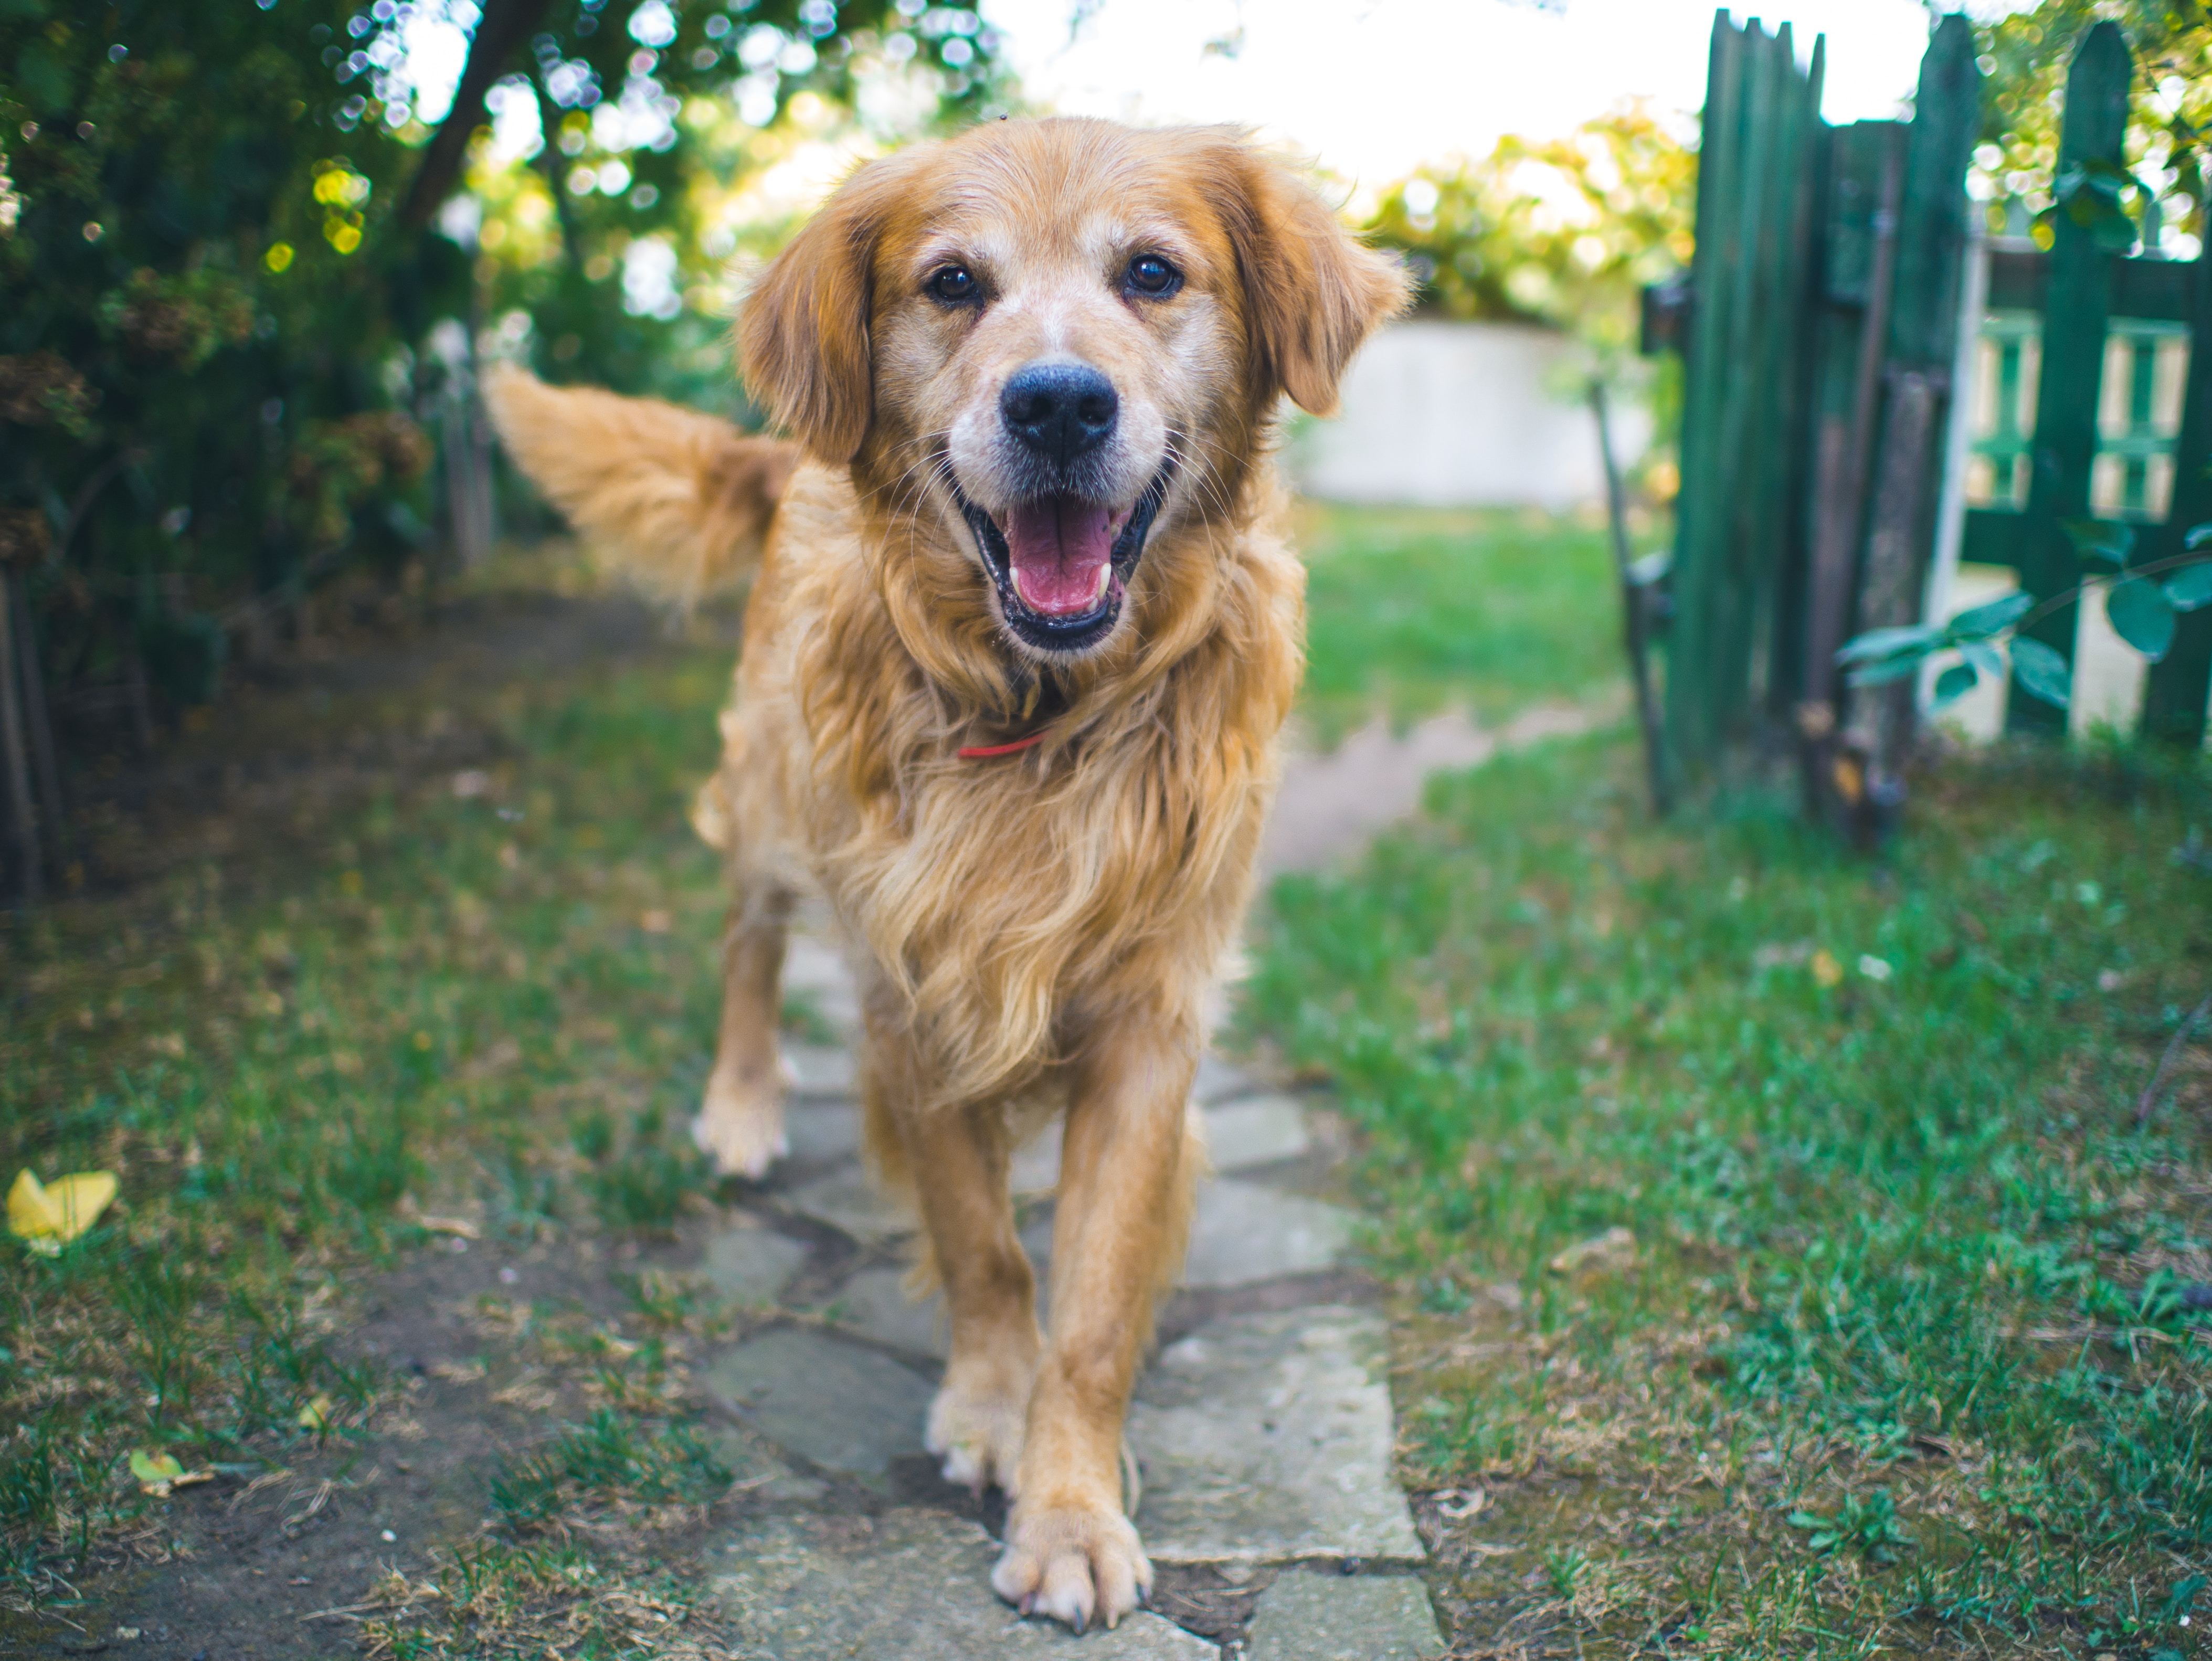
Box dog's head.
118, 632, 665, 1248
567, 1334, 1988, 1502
742, 118, 1407, 662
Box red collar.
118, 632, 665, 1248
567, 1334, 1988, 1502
958, 729, 1050, 759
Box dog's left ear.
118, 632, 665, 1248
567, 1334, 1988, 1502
1224, 147, 1411, 417
740, 148, 924, 463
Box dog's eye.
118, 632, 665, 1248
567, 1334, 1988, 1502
1125, 255, 1181, 298
928, 265, 979, 304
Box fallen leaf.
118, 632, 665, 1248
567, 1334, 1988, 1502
130, 1448, 215, 1497
1810, 949, 1843, 989
10, 1169, 118, 1254
297, 1394, 336, 1431
1549, 1225, 1636, 1275
639, 908, 673, 934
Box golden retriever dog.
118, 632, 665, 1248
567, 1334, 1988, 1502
488, 115, 1404, 1631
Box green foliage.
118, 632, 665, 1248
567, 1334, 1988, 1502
1967, 1, 2212, 243
1839, 526, 2212, 710
1244, 729, 2212, 1650
1361, 104, 1695, 355
0, 1, 999, 771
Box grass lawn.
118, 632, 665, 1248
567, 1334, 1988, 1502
1294, 502, 1628, 740
1, 558, 750, 1649
1243, 731, 2212, 1657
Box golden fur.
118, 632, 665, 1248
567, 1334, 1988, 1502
487, 115, 1404, 1634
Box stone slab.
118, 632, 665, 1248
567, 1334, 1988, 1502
783, 936, 862, 1031
1200, 1095, 1311, 1172
827, 1264, 948, 1360
1010, 1119, 1063, 1196
1193, 1052, 1264, 1105
702, 1327, 933, 1478
1129, 1306, 1423, 1563
785, 1042, 859, 1099
1181, 1178, 1354, 1288
713, 1509, 1215, 1658
702, 1225, 810, 1305
784, 1101, 861, 1163
1244, 1570, 1445, 1660
784, 1168, 915, 1242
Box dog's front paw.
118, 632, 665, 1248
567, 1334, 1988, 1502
991, 1499, 1150, 1633
926, 1371, 1028, 1496
692, 1067, 787, 1179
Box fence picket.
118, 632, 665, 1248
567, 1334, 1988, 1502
2009, 21, 2130, 735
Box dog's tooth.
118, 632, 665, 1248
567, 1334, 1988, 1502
1093, 564, 1111, 601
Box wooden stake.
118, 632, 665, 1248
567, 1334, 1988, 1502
0, 576, 43, 904
1591, 379, 1671, 817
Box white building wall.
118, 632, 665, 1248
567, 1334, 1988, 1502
1291, 318, 1650, 509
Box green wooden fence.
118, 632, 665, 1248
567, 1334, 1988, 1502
1658, 12, 2212, 812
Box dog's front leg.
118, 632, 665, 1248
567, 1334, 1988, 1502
903, 1098, 1043, 1497
993, 1020, 1198, 1632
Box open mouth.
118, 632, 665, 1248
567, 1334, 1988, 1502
955, 469, 1171, 654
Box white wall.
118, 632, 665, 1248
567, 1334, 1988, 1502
1291, 318, 1649, 509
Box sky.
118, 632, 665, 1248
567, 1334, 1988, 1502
977, 0, 2031, 190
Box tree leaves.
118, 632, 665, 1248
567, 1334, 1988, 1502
2062, 517, 2134, 569
2165, 561, 2212, 612
2010, 637, 2073, 709
1949, 593, 2034, 639
1932, 661, 1980, 710
2107, 576, 2177, 660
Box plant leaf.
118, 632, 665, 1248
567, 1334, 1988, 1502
1848, 655, 1922, 687
1836, 624, 1939, 665
2165, 562, 2212, 612
1960, 638, 2005, 679
1948, 591, 2034, 640
130, 1450, 186, 1485
2010, 636, 2073, 708
1931, 662, 1978, 710
2108, 576, 2178, 660
2062, 518, 2133, 566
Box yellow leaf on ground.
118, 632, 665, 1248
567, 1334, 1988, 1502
130, 1450, 185, 1485
128, 1448, 213, 1496
298, 1393, 336, 1430
9, 1169, 118, 1253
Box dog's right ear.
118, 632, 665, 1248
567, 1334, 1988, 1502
739, 150, 922, 464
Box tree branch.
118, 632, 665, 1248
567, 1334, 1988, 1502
398, 0, 556, 229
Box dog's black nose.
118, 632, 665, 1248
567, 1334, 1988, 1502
1000, 362, 1118, 466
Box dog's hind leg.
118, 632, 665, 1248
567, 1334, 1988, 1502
992, 1016, 1201, 1633
693, 886, 793, 1179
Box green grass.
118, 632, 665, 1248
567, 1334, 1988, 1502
0, 580, 742, 1602
1242, 731, 2212, 1657
1295, 502, 1630, 740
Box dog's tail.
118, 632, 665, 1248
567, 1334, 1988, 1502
484, 364, 800, 606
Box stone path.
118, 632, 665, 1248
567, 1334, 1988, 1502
685, 934, 1444, 1657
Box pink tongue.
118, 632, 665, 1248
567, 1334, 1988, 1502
1004, 497, 1115, 616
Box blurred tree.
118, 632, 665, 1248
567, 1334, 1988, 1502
0, 0, 1000, 896
1962, 0, 2212, 247
1362, 104, 1696, 357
